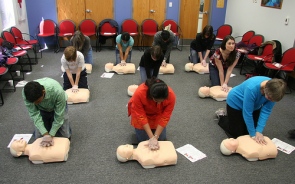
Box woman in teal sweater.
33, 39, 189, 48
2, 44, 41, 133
225, 76, 286, 144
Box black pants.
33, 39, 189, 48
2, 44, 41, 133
222, 104, 260, 138
63, 68, 88, 90
162, 50, 170, 63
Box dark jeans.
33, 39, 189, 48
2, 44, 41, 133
209, 63, 228, 86
225, 104, 260, 138
63, 68, 88, 90
34, 103, 71, 139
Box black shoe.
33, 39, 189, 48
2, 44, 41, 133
288, 129, 295, 138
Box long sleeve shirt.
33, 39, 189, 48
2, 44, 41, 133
152, 31, 175, 61
22, 78, 68, 136
190, 33, 216, 52
226, 76, 275, 136
70, 35, 91, 57
139, 47, 164, 79
128, 83, 176, 129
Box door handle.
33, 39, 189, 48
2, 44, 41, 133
86, 9, 92, 13
150, 9, 155, 13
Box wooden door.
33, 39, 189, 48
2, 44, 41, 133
179, 0, 200, 39
133, 0, 166, 46
85, 0, 113, 25
57, 0, 85, 26
57, 0, 113, 27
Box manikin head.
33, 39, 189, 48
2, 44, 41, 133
220, 138, 239, 155
105, 63, 114, 72
10, 139, 27, 157
116, 144, 134, 162
184, 63, 193, 72
198, 86, 210, 98
127, 85, 139, 96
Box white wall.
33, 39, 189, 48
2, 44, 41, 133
0, 0, 29, 36
225, 0, 294, 52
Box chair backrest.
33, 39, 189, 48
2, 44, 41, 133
100, 22, 117, 34
162, 19, 178, 33
121, 19, 138, 35
241, 30, 255, 45
1, 31, 17, 46
58, 19, 76, 36
261, 44, 273, 56
248, 34, 264, 47
280, 48, 295, 67
79, 19, 96, 36
141, 19, 158, 34
40, 19, 57, 35
215, 24, 232, 40
10, 27, 24, 43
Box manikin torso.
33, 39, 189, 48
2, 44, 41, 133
221, 135, 278, 161
105, 63, 135, 74
198, 86, 232, 101
159, 64, 175, 74
117, 141, 177, 169
11, 137, 70, 164
185, 63, 209, 74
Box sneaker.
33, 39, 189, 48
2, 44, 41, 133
288, 129, 295, 138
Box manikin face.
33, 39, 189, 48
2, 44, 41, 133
117, 144, 133, 159
225, 39, 235, 52
11, 139, 27, 152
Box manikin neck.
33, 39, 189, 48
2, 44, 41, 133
23, 144, 32, 156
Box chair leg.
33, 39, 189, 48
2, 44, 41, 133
0, 90, 3, 106
54, 35, 60, 53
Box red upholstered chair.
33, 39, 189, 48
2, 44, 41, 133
57, 19, 76, 52
10, 26, 40, 61
264, 48, 295, 93
214, 24, 232, 43
239, 34, 264, 75
78, 19, 97, 51
141, 19, 158, 50
37, 19, 59, 53
235, 30, 255, 45
162, 19, 183, 51
97, 19, 119, 52
0, 36, 33, 72
121, 19, 139, 47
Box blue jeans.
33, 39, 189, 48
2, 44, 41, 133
135, 128, 167, 142
84, 48, 93, 64
140, 66, 155, 83
209, 63, 228, 86
115, 48, 132, 65
34, 103, 71, 139
190, 48, 206, 64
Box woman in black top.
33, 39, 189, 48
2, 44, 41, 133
189, 25, 215, 66
139, 46, 164, 83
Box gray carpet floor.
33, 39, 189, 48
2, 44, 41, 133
0, 46, 294, 184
